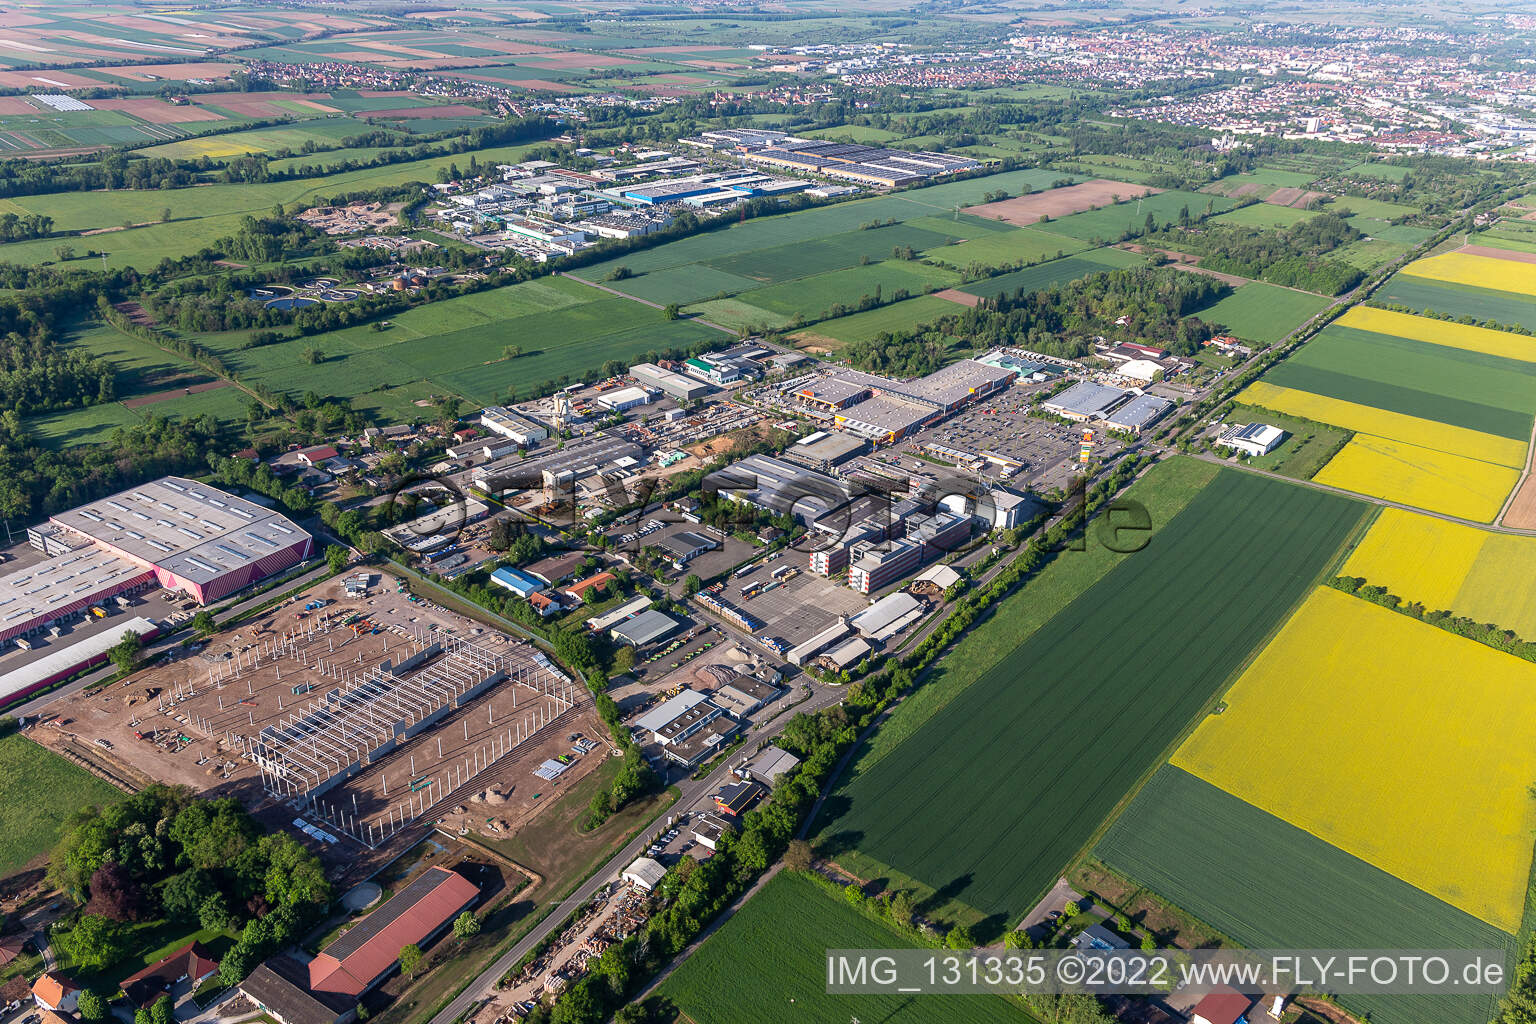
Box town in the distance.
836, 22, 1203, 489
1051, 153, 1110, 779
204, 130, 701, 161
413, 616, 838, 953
0, 3, 1532, 1024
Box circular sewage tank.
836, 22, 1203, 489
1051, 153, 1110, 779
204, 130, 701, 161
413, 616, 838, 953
265, 296, 320, 310
341, 881, 382, 912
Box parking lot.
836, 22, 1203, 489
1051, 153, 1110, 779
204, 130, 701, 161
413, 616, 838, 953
889, 385, 1119, 492
720, 551, 869, 648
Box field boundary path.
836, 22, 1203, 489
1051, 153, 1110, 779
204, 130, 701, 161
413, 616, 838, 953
1194, 452, 1536, 535
1496, 416, 1536, 526
557, 271, 738, 335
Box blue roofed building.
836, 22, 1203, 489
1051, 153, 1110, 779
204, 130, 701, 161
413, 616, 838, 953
489, 567, 545, 598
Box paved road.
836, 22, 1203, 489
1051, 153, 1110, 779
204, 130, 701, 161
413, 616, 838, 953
426, 685, 841, 1024
7, 562, 332, 721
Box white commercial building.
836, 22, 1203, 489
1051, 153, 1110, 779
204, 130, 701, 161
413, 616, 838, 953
1215, 422, 1286, 457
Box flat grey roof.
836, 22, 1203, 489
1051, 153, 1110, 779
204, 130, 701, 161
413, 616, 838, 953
1105, 393, 1173, 429
635, 689, 710, 733
611, 608, 680, 646
1043, 381, 1130, 418
50, 477, 310, 587
837, 393, 936, 435
660, 531, 717, 557
907, 360, 1014, 406
0, 548, 151, 634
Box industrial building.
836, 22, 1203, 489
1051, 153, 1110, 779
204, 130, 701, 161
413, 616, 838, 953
489, 567, 545, 598
739, 138, 982, 187
610, 608, 680, 647
595, 385, 658, 413
850, 593, 925, 642
744, 746, 800, 786
308, 867, 478, 997
787, 619, 853, 667
781, 361, 1013, 444
783, 430, 869, 472
659, 530, 718, 564
629, 362, 713, 402
1103, 393, 1174, 435
709, 454, 846, 525
1215, 422, 1287, 457
635, 690, 739, 767
622, 856, 666, 891
0, 543, 154, 646
0, 616, 160, 707
479, 406, 549, 446
43, 477, 313, 605
1041, 381, 1131, 421
585, 595, 652, 633
473, 435, 645, 495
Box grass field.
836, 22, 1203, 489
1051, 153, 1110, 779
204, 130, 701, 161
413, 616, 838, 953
1402, 251, 1536, 296
659, 871, 1024, 1024
1335, 236, 1413, 270
1034, 190, 1236, 242
1341, 307, 1536, 362
1096, 766, 1510, 1024
1331, 195, 1421, 220
790, 294, 959, 349
1223, 403, 1350, 479
1342, 507, 1536, 637
1264, 325, 1536, 440
1175, 586, 1536, 931
1211, 203, 1316, 229
816, 467, 1363, 927
956, 247, 1145, 300
137, 120, 374, 159
1192, 283, 1331, 345
740, 261, 958, 318
923, 225, 1089, 268
1376, 274, 1536, 331
0, 733, 125, 879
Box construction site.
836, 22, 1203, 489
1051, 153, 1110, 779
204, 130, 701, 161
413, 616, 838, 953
30, 571, 609, 872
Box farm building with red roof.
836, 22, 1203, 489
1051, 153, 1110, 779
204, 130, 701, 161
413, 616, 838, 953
308, 867, 478, 997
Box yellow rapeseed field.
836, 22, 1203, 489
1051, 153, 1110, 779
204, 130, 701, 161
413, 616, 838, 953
1401, 251, 1536, 296
1174, 586, 1536, 933
1342, 508, 1536, 636
1241, 381, 1527, 468
1313, 434, 1517, 522
1338, 306, 1536, 363
1342, 507, 1485, 608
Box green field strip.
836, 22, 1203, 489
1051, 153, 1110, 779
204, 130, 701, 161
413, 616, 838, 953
703, 224, 955, 285
1376, 275, 1536, 331
1032, 190, 1237, 242
818, 470, 1365, 923
1262, 361, 1533, 441
660, 871, 1026, 1024
1096, 765, 1510, 1024
1190, 282, 1330, 345
956, 248, 1144, 300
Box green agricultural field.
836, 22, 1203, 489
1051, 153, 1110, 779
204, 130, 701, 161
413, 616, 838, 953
1334, 236, 1413, 270
923, 225, 1089, 269
1034, 190, 1236, 242
26, 401, 147, 448
659, 871, 1025, 1024
815, 469, 1364, 929
705, 224, 955, 285
681, 297, 792, 332
845, 458, 1220, 780
742, 260, 959, 319
223, 277, 721, 407
1330, 195, 1420, 220
801, 124, 906, 143
1191, 283, 1331, 345
790, 294, 959, 349
1096, 766, 1508, 1024
1224, 403, 1351, 480
0, 141, 550, 268
574, 168, 1069, 287
957, 247, 1144, 301
1264, 324, 1536, 440
1477, 234, 1536, 256
136, 120, 375, 160
1376, 275, 1536, 331
1211, 203, 1317, 229
0, 733, 124, 879
67, 319, 212, 397
583, 264, 762, 306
